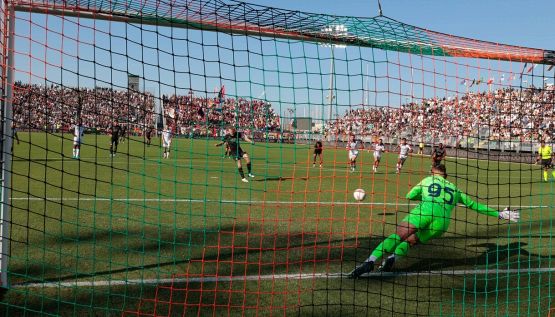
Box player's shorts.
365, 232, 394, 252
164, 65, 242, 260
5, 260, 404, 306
162, 138, 172, 148
73, 138, 82, 146
231, 148, 246, 160
314, 149, 322, 155
402, 207, 450, 243
399, 155, 408, 163
349, 150, 359, 160
373, 153, 381, 161
432, 159, 442, 167
541, 158, 552, 168
111, 137, 119, 145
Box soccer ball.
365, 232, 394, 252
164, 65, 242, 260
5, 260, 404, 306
353, 188, 366, 201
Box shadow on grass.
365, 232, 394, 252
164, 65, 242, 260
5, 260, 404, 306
261, 176, 309, 181
402, 241, 551, 273
7, 225, 553, 317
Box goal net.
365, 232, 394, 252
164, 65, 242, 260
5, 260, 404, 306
0, 0, 553, 316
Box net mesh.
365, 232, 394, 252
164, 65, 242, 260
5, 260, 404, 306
0, 0, 553, 316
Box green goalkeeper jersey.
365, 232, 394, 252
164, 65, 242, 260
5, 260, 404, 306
406, 175, 499, 218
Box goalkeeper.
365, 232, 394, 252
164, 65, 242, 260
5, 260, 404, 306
348, 164, 519, 278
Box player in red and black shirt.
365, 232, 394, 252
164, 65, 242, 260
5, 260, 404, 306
145, 125, 154, 146
313, 141, 323, 167
110, 121, 122, 157
432, 143, 446, 167
215, 126, 255, 183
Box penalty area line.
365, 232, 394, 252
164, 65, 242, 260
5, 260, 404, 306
15, 267, 555, 288
8, 197, 549, 209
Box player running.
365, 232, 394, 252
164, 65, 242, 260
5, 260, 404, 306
162, 125, 173, 159
109, 121, 121, 157
72, 120, 85, 159
395, 138, 412, 174
120, 124, 127, 143
431, 143, 446, 167
348, 164, 519, 278
215, 126, 255, 183
536, 140, 555, 181
371, 138, 386, 173
313, 140, 323, 167
12, 122, 20, 146
224, 142, 232, 158
347, 134, 364, 172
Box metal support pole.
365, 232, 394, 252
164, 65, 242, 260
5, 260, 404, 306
328, 47, 334, 123
0, 4, 14, 289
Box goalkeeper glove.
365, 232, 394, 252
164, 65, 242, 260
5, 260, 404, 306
499, 207, 520, 222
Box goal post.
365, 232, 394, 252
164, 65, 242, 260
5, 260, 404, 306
0, 3, 15, 290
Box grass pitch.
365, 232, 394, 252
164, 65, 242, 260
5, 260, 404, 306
1, 132, 553, 316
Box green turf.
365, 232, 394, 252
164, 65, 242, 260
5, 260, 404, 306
1, 132, 553, 316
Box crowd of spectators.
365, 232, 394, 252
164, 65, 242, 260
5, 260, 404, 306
12, 82, 555, 143
326, 87, 555, 143
12, 82, 156, 133
11, 83, 281, 137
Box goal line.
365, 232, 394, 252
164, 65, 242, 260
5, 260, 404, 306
15, 267, 555, 289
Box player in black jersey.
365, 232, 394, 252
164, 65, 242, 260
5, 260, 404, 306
224, 142, 232, 158
120, 125, 127, 143
313, 141, 323, 167
215, 126, 255, 183
110, 121, 122, 157
145, 125, 154, 146
432, 143, 446, 167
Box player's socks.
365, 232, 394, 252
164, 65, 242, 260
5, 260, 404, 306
393, 241, 409, 257
369, 233, 402, 260
238, 167, 245, 179
247, 163, 252, 174
544, 171, 548, 181
552, 170, 555, 180
76, 149, 80, 158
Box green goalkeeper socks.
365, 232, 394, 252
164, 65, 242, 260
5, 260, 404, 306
544, 171, 548, 181
370, 234, 402, 260
393, 241, 410, 257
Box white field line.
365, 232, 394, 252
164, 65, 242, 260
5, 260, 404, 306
14, 158, 541, 180
15, 267, 555, 288
8, 197, 549, 209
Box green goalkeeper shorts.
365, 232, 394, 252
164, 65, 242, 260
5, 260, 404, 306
402, 207, 451, 243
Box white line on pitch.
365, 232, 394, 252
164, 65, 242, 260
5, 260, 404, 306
15, 267, 555, 288
8, 197, 549, 208
15, 158, 540, 179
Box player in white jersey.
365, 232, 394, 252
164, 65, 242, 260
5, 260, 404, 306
371, 138, 386, 173
72, 120, 85, 159
162, 125, 173, 159
346, 134, 364, 172
395, 137, 412, 174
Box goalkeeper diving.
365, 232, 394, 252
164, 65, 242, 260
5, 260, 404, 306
348, 164, 520, 278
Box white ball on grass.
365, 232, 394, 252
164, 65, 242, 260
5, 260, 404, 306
353, 188, 366, 201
